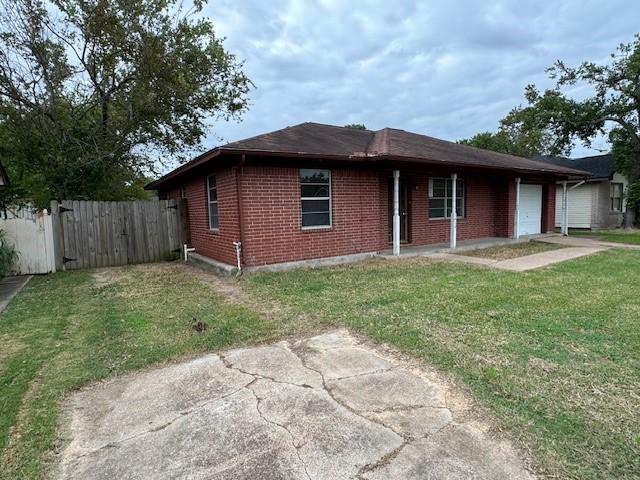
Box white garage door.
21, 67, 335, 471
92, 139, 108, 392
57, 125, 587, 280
519, 184, 542, 235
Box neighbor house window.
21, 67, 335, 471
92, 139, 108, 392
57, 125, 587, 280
428, 177, 465, 219
207, 174, 219, 229
180, 184, 187, 199
300, 169, 331, 228
610, 182, 623, 212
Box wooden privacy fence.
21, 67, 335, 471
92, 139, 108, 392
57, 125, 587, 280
50, 199, 183, 270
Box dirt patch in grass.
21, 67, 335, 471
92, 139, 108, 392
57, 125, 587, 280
460, 241, 564, 260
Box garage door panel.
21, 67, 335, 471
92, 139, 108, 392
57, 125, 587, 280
519, 185, 542, 235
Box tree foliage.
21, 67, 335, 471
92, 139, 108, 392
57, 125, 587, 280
0, 0, 251, 207
344, 123, 367, 130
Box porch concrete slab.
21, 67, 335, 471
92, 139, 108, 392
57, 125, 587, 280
0, 275, 31, 314
493, 246, 607, 271
380, 236, 525, 258
56, 331, 535, 480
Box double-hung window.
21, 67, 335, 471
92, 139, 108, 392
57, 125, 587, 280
610, 182, 623, 212
428, 177, 464, 219
207, 174, 219, 230
300, 169, 331, 228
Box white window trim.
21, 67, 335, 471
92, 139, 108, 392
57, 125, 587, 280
207, 174, 219, 231
428, 177, 465, 219
300, 169, 332, 229
610, 182, 624, 213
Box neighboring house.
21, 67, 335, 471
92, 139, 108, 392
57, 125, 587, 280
146, 123, 586, 270
535, 154, 629, 230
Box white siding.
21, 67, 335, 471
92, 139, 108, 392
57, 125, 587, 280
555, 183, 593, 229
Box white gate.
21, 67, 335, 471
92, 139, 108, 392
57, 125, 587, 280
0, 207, 56, 274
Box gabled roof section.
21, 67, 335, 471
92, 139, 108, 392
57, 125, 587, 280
534, 154, 615, 180
147, 122, 589, 189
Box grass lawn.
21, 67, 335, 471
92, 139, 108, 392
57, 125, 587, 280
0, 265, 277, 480
569, 229, 640, 245
1, 252, 639, 479
460, 241, 563, 260
246, 250, 640, 480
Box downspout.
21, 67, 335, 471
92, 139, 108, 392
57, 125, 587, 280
234, 154, 246, 274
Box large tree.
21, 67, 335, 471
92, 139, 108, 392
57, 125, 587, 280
0, 0, 251, 207
504, 35, 640, 226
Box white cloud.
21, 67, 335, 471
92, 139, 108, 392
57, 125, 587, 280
185, 0, 639, 169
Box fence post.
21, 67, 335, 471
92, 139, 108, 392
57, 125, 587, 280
50, 200, 64, 271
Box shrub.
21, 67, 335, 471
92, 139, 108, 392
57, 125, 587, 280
0, 230, 18, 278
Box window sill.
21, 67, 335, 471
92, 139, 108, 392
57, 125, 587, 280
428, 217, 466, 222
207, 228, 220, 234
301, 226, 333, 233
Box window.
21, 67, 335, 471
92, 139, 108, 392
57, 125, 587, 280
180, 184, 187, 199
207, 174, 219, 230
300, 169, 331, 228
428, 177, 464, 219
610, 182, 623, 212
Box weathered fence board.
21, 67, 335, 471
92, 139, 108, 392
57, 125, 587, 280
55, 199, 181, 269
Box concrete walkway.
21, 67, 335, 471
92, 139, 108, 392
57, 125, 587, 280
537, 234, 640, 250
430, 245, 607, 272
0, 275, 31, 314
56, 331, 534, 480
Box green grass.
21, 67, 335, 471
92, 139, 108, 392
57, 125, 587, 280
570, 229, 640, 245
2, 253, 639, 480
245, 251, 640, 480
0, 265, 274, 480
460, 241, 563, 260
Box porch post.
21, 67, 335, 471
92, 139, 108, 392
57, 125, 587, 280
561, 181, 569, 235
450, 173, 457, 249
392, 170, 400, 256
514, 177, 521, 239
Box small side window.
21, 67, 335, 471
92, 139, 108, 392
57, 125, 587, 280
610, 182, 623, 212
180, 184, 187, 199
207, 175, 219, 230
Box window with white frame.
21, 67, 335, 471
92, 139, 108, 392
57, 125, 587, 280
300, 169, 331, 228
610, 182, 623, 212
180, 184, 187, 199
428, 177, 465, 219
207, 174, 219, 229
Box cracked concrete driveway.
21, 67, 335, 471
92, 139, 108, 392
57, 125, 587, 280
55, 331, 535, 479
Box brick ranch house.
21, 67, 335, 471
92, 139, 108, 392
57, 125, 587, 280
146, 122, 587, 271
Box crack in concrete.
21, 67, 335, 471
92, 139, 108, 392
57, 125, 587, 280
325, 366, 396, 382
219, 350, 317, 389
245, 385, 312, 480
70, 382, 252, 460
355, 439, 409, 479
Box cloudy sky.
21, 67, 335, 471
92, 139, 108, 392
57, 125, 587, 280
194, 0, 638, 166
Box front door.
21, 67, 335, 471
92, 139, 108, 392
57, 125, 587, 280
388, 178, 409, 243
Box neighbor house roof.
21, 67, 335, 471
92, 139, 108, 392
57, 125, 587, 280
534, 154, 615, 180
147, 123, 589, 189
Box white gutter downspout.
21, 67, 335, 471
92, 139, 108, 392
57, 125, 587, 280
450, 173, 458, 249
514, 177, 521, 239
392, 170, 401, 256
233, 241, 242, 274
183, 244, 195, 261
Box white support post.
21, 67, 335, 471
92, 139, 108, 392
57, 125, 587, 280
450, 173, 457, 249
514, 177, 521, 239
392, 170, 400, 256
561, 181, 569, 236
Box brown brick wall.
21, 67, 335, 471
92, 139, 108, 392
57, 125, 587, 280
161, 164, 557, 267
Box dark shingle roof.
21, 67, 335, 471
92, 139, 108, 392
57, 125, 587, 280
148, 123, 589, 189
534, 154, 614, 179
